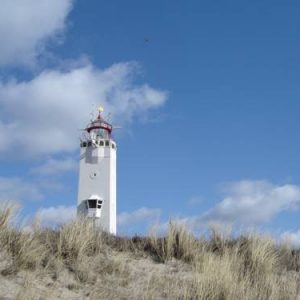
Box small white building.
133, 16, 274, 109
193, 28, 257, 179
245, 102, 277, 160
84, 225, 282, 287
77, 108, 117, 234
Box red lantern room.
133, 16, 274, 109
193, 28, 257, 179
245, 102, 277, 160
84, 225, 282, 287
85, 107, 113, 140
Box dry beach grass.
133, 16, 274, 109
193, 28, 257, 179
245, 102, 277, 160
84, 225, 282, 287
1, 204, 300, 299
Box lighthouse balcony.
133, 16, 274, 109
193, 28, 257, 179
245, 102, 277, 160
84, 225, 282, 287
80, 140, 116, 149
85, 196, 103, 219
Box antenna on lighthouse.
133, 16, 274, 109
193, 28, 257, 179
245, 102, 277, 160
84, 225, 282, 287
89, 102, 98, 121
89, 112, 94, 122
106, 113, 112, 123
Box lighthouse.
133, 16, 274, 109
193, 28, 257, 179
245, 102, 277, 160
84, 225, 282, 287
77, 107, 117, 234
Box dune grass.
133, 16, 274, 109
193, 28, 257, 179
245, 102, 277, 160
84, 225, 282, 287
1, 205, 300, 299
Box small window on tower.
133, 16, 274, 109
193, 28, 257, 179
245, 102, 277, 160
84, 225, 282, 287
105, 140, 109, 146
97, 200, 102, 209
82, 142, 87, 147
100, 140, 104, 146
87, 199, 97, 208
88, 141, 92, 147
112, 143, 115, 149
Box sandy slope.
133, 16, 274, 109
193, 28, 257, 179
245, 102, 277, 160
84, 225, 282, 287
0, 250, 193, 300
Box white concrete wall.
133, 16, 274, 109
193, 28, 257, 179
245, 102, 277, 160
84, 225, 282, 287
77, 139, 116, 234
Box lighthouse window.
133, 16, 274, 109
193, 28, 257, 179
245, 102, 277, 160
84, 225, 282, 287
105, 140, 109, 146
81, 142, 87, 147
100, 140, 104, 146
87, 141, 92, 147
87, 199, 97, 208
112, 143, 115, 149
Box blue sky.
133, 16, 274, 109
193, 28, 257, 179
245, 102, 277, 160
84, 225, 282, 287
0, 0, 300, 242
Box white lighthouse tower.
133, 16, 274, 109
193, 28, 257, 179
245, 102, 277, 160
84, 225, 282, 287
77, 107, 117, 234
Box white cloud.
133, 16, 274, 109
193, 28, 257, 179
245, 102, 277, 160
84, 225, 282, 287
0, 0, 73, 66
36, 205, 76, 227
197, 180, 300, 227
0, 62, 167, 158
187, 196, 203, 207
0, 176, 43, 202
118, 207, 161, 227
280, 230, 300, 248
34, 205, 161, 229
30, 157, 77, 176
